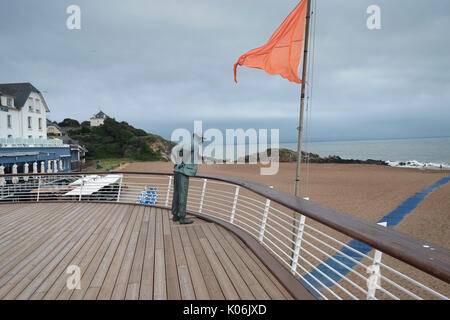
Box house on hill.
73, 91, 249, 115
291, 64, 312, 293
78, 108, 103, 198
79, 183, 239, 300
90, 110, 108, 127
46, 119, 66, 137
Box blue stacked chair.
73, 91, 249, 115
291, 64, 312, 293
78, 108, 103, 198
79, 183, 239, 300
139, 186, 158, 205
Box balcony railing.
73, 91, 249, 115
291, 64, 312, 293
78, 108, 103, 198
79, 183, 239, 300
0, 137, 67, 147
0, 171, 449, 300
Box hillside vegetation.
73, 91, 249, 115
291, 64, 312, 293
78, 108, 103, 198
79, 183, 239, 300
63, 118, 175, 161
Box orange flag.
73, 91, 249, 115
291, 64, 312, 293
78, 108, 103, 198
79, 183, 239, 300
234, 0, 307, 84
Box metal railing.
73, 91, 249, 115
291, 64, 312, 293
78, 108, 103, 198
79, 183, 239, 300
0, 137, 66, 147
0, 171, 449, 300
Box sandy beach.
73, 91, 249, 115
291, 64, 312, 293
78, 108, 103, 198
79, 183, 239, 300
121, 161, 450, 249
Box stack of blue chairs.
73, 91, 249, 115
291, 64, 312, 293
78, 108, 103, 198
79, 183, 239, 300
139, 186, 158, 205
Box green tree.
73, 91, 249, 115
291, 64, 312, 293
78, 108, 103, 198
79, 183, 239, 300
59, 118, 80, 127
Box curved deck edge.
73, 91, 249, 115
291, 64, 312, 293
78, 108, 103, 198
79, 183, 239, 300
185, 209, 317, 300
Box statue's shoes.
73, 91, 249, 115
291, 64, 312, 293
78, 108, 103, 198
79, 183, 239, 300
179, 218, 193, 225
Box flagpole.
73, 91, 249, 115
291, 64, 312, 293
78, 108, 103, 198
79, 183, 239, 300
291, 0, 312, 259
294, 0, 312, 199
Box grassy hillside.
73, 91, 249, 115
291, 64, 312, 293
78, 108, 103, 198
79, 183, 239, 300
64, 118, 175, 161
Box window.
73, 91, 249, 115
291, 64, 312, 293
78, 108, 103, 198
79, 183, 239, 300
28, 135, 32, 139
28, 116, 32, 129
38, 118, 42, 130
6, 98, 12, 106
7, 115, 12, 128
29, 106, 33, 112
7, 135, 12, 138
36, 106, 40, 113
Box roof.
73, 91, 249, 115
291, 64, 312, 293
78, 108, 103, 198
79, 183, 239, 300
92, 110, 108, 119
46, 119, 66, 134
61, 136, 88, 152
0, 83, 50, 112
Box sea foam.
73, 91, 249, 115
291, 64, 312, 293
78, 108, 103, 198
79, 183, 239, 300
386, 160, 450, 170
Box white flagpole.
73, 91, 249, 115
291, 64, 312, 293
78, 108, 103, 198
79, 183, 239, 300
294, 0, 312, 199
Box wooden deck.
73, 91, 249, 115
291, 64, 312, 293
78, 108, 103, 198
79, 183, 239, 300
0, 202, 293, 300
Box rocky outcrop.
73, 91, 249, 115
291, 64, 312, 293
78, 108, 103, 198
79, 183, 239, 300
243, 148, 388, 165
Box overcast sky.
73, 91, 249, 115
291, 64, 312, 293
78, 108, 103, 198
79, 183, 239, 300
1, 0, 449, 142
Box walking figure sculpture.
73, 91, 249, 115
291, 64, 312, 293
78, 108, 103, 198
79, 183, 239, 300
170, 133, 204, 224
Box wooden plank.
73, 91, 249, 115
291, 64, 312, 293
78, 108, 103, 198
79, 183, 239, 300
162, 208, 181, 300
208, 224, 270, 300
0, 203, 49, 240
186, 226, 224, 299
200, 224, 254, 300
28, 205, 113, 299
0, 203, 86, 274
0, 203, 41, 225
221, 228, 292, 300
41, 204, 117, 300
125, 206, 150, 299
56, 204, 126, 300
87, 205, 134, 294
0, 203, 74, 255
110, 206, 144, 299
0, 203, 107, 299
17, 204, 114, 299
0, 204, 22, 216
56, 206, 125, 300
171, 226, 195, 299
140, 207, 156, 299
96, 205, 139, 300
193, 225, 239, 300
0, 203, 94, 298
178, 227, 209, 300
153, 208, 167, 300
70, 205, 128, 299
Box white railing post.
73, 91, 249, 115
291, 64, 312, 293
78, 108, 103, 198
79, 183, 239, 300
36, 176, 41, 202
291, 215, 306, 275
199, 178, 207, 213
165, 175, 173, 207
259, 186, 273, 243
366, 222, 387, 300
79, 175, 85, 201
116, 174, 123, 202
230, 186, 240, 224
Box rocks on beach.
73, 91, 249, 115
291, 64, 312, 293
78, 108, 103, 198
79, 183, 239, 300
242, 148, 388, 165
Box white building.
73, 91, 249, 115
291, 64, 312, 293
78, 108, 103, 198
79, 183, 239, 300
90, 110, 108, 127
0, 83, 50, 140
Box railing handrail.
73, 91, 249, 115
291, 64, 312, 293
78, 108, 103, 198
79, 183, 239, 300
1, 170, 449, 284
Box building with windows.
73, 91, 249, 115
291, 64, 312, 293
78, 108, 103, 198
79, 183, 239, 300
0, 83, 49, 139
90, 110, 108, 127
46, 119, 66, 137
0, 83, 71, 174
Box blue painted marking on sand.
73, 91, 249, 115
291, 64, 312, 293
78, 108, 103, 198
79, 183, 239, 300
300, 175, 450, 297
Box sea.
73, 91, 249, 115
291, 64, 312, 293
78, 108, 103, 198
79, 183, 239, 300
280, 137, 450, 170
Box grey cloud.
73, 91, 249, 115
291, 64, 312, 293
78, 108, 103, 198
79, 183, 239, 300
0, 0, 449, 142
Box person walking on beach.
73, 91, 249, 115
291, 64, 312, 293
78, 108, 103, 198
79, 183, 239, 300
170, 133, 204, 224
